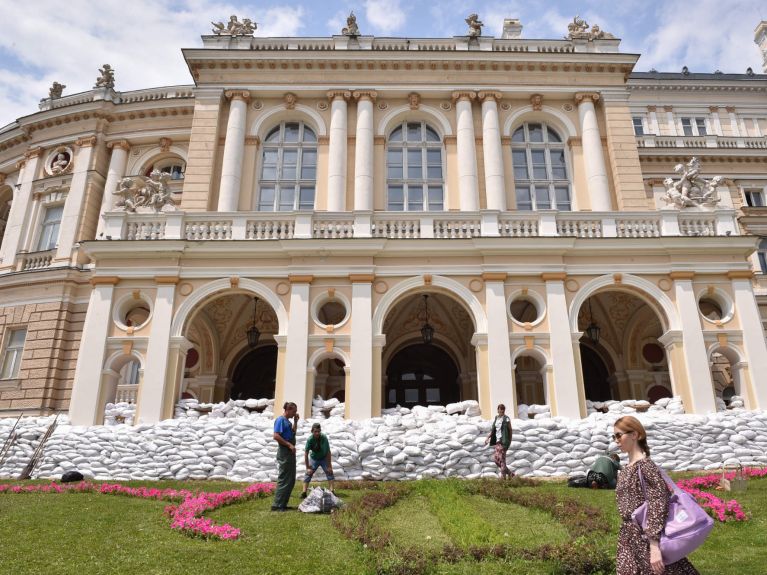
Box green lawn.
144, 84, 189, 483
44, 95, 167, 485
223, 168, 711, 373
0, 475, 764, 575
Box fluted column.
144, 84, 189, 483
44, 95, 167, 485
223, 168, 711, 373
217, 90, 250, 212
575, 93, 612, 211
327, 90, 351, 212
452, 91, 479, 211
97, 140, 130, 237
478, 91, 506, 211
352, 91, 376, 211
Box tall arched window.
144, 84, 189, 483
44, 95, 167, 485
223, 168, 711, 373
258, 121, 317, 211
511, 122, 571, 211
386, 121, 444, 211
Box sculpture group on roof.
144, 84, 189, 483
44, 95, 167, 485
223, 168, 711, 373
211, 15, 257, 36
662, 157, 722, 209
465, 13, 483, 38
566, 16, 615, 40
113, 170, 177, 213
341, 11, 360, 37
94, 64, 115, 89
48, 82, 65, 100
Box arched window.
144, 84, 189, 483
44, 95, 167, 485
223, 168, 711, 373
511, 123, 571, 211
386, 121, 444, 211
144, 157, 185, 180
258, 122, 317, 211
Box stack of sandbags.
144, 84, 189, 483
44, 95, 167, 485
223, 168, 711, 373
103, 402, 136, 426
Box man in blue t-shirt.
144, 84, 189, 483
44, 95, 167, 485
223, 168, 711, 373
272, 401, 299, 511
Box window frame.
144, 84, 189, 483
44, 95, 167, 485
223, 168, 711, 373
758, 239, 767, 275
257, 121, 317, 212
744, 187, 766, 208
510, 122, 572, 211
385, 120, 445, 212
36, 203, 64, 252
632, 116, 645, 136
680, 116, 708, 137
0, 327, 27, 380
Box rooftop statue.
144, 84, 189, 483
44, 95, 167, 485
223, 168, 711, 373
211, 15, 257, 36
662, 157, 722, 209
465, 13, 483, 38
48, 82, 65, 99
94, 64, 115, 89
341, 11, 360, 37
113, 170, 177, 213
567, 16, 615, 40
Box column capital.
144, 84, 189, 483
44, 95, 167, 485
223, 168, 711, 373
444, 135, 457, 145
107, 139, 131, 151
352, 90, 378, 102
244, 136, 260, 147
76, 135, 98, 148
541, 272, 567, 282
288, 274, 314, 284
646, 105, 657, 112
90, 276, 120, 286
451, 90, 477, 102
663, 105, 674, 112
708, 106, 719, 113
574, 92, 600, 105
155, 276, 180, 285
224, 90, 251, 102
725, 106, 736, 113
24, 146, 43, 159
327, 90, 352, 101
478, 91, 502, 103
481, 272, 507, 281
349, 274, 375, 283
727, 270, 754, 280
669, 271, 695, 280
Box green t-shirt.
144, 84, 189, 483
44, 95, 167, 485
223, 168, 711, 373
304, 433, 330, 461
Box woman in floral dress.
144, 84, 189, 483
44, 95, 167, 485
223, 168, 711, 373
613, 416, 699, 575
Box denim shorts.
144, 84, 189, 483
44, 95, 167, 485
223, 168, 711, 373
303, 457, 334, 482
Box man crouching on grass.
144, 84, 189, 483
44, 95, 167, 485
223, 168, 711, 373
271, 401, 298, 511
301, 422, 335, 498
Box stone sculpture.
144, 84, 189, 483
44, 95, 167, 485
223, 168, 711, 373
113, 170, 176, 213
48, 82, 65, 99
662, 157, 722, 208
567, 16, 615, 40
50, 152, 71, 175
341, 11, 360, 37
211, 15, 256, 36
465, 13, 483, 38
94, 64, 115, 89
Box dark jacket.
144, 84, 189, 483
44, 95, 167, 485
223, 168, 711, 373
490, 414, 512, 449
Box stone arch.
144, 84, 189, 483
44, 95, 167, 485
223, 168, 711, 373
250, 104, 327, 138
377, 104, 453, 138
706, 343, 747, 406
308, 347, 351, 371
568, 274, 679, 333
511, 346, 550, 410
171, 278, 288, 338
373, 275, 487, 337
510, 344, 550, 366
128, 146, 188, 176
503, 105, 578, 140
382, 330, 467, 377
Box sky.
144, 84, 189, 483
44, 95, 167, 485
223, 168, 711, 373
0, 0, 765, 128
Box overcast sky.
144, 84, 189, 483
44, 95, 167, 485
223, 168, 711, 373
0, 0, 764, 128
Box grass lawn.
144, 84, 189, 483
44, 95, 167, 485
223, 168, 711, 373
0, 475, 764, 575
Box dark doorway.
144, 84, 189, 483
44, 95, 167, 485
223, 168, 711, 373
648, 385, 672, 403
230, 345, 278, 400
580, 344, 611, 401
385, 344, 460, 408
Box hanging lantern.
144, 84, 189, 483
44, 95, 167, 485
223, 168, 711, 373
246, 296, 261, 348
585, 297, 601, 345
421, 294, 434, 344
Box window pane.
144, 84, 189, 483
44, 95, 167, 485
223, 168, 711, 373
389, 126, 402, 141
516, 186, 533, 210
428, 186, 443, 210
278, 187, 295, 211
299, 187, 315, 209
511, 127, 526, 142
696, 118, 707, 135
550, 149, 567, 179
388, 186, 404, 210
9, 329, 26, 347
535, 186, 551, 208
265, 127, 281, 142
759, 252, 767, 274
555, 187, 571, 210
404, 388, 418, 403
1, 351, 17, 379
531, 149, 547, 179
45, 205, 64, 224
528, 124, 543, 142
407, 123, 421, 141
407, 149, 422, 179
512, 150, 528, 179
302, 126, 317, 142
284, 123, 299, 142
408, 186, 423, 211
301, 149, 317, 166
546, 126, 562, 142
681, 118, 693, 136
258, 187, 275, 211
388, 389, 397, 404
282, 150, 298, 180
633, 117, 644, 136
424, 126, 440, 142
387, 149, 403, 179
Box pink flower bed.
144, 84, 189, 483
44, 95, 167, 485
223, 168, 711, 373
676, 467, 767, 522
0, 481, 275, 540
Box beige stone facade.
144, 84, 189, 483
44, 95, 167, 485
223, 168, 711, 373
1, 22, 767, 423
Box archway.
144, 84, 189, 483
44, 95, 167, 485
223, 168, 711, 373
708, 346, 745, 410
314, 357, 346, 402
230, 345, 278, 400
580, 344, 612, 401
386, 343, 460, 408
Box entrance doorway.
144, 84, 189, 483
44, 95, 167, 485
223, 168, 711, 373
230, 345, 278, 400
580, 344, 611, 401
385, 344, 460, 408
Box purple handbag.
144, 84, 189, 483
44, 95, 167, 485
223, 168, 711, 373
632, 465, 714, 565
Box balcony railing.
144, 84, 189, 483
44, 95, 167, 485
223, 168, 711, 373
101, 209, 739, 242
16, 249, 56, 271
636, 134, 767, 150
115, 384, 138, 404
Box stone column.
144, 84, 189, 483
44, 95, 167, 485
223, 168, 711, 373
282, 275, 312, 417
352, 91, 376, 212
217, 90, 250, 212
327, 91, 350, 212
543, 273, 584, 419
68, 277, 118, 425
482, 273, 514, 411
726, 107, 740, 137
729, 271, 767, 409
664, 106, 676, 136
348, 274, 374, 419
96, 140, 130, 237
671, 272, 716, 413
575, 93, 612, 211
0, 149, 41, 269
55, 136, 98, 262
647, 106, 660, 135
709, 107, 723, 137
137, 277, 179, 423
452, 91, 479, 211
372, 335, 385, 417
478, 92, 506, 211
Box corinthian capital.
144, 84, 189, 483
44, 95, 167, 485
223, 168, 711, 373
107, 139, 131, 152
451, 90, 477, 103
327, 90, 352, 101
225, 90, 251, 102
574, 92, 600, 105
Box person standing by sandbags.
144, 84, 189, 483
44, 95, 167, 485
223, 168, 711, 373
484, 403, 514, 480
300, 422, 335, 498
271, 401, 299, 512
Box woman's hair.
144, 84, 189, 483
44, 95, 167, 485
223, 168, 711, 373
311, 423, 322, 432
497, 404, 506, 411
614, 415, 651, 457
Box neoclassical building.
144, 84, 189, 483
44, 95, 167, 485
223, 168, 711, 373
1, 17, 767, 424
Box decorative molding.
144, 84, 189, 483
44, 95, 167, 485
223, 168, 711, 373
155, 276, 180, 285
725, 106, 736, 113
90, 276, 120, 286
727, 270, 754, 280
230, 276, 239, 288
451, 90, 477, 102
349, 274, 375, 283
107, 139, 131, 151
478, 91, 502, 103
288, 274, 314, 284
159, 137, 172, 152
353, 90, 378, 102
283, 92, 297, 109
663, 106, 673, 112
224, 90, 251, 102
373, 136, 386, 145
567, 137, 582, 146
25, 147, 43, 159
75, 135, 98, 148
708, 106, 719, 113
500, 136, 511, 145
327, 90, 351, 101
444, 135, 457, 145
646, 105, 657, 112
530, 93, 543, 111
669, 271, 695, 280
574, 92, 599, 105
541, 272, 567, 281
423, 274, 432, 285
407, 92, 420, 110
244, 136, 260, 146
481, 272, 507, 282
318, 136, 330, 144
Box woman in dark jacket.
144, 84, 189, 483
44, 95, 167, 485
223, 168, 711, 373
484, 403, 513, 479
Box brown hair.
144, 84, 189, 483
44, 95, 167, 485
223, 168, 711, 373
614, 415, 651, 457
497, 404, 506, 411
